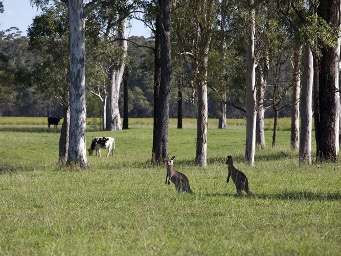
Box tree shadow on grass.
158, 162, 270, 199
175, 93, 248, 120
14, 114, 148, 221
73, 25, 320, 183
206, 191, 341, 201
253, 191, 341, 201
0, 126, 59, 133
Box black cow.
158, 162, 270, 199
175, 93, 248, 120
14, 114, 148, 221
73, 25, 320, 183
48, 117, 62, 129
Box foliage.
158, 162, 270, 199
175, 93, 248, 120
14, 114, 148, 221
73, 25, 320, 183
28, 2, 69, 112
0, 30, 43, 115
0, 118, 340, 255
299, 14, 339, 59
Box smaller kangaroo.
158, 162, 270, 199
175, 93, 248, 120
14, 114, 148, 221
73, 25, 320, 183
226, 155, 250, 196
165, 156, 193, 194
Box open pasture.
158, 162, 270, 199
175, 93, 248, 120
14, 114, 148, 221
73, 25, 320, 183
0, 118, 340, 255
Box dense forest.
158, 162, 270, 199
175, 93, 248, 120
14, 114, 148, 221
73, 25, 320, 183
0, 0, 340, 168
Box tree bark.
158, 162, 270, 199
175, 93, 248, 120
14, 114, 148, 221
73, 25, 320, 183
152, 13, 161, 163
245, 0, 257, 165
256, 65, 266, 149
59, 104, 70, 163
335, 3, 341, 155
177, 76, 183, 129
106, 18, 127, 131
67, 0, 88, 169
315, 0, 338, 161
299, 46, 313, 164
195, 56, 209, 167
123, 68, 129, 130
153, 0, 171, 163
272, 107, 278, 148
218, 97, 227, 129
291, 44, 302, 150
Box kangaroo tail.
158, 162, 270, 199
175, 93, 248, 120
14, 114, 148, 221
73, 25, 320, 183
186, 186, 193, 194
245, 178, 251, 195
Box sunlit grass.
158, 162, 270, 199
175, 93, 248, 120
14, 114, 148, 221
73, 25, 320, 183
0, 117, 339, 255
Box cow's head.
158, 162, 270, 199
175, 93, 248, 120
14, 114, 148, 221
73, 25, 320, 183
88, 148, 94, 155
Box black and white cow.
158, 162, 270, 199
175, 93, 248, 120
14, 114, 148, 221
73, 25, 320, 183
48, 117, 62, 129
88, 137, 115, 157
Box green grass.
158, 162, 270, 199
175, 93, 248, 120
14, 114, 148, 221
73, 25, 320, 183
0, 118, 340, 255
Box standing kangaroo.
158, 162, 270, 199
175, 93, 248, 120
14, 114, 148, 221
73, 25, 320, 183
165, 156, 193, 194
226, 155, 250, 196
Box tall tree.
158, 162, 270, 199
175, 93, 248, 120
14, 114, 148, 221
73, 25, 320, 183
31, 0, 102, 168
28, 2, 70, 162
106, 9, 128, 131
67, 0, 87, 168
315, 0, 340, 161
153, 0, 171, 163
290, 43, 302, 150
245, 0, 257, 165
299, 45, 313, 163
151, 10, 162, 163
174, 0, 216, 167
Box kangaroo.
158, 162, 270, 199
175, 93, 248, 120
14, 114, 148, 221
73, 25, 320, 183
226, 155, 250, 196
165, 156, 193, 194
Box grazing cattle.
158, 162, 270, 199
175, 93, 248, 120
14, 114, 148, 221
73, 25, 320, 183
48, 117, 62, 129
88, 137, 115, 157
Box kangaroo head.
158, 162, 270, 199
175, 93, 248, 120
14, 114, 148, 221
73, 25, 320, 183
166, 156, 175, 167
226, 155, 233, 166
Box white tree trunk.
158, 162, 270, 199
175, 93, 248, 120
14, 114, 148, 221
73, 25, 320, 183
195, 60, 208, 167
291, 44, 302, 150
107, 18, 127, 131
67, 0, 87, 168
256, 72, 265, 149
299, 46, 313, 164
245, 1, 257, 166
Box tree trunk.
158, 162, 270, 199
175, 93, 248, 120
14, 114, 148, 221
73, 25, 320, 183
245, 1, 257, 165
315, 0, 338, 161
299, 46, 313, 164
291, 44, 302, 150
152, 13, 161, 163
102, 96, 107, 130
153, 0, 171, 163
256, 68, 266, 149
67, 0, 88, 169
195, 56, 209, 167
107, 18, 127, 131
272, 107, 278, 148
123, 68, 129, 130
177, 76, 183, 129
218, 98, 227, 129
335, 6, 341, 155
59, 104, 70, 163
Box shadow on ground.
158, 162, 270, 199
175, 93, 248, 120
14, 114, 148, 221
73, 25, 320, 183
206, 191, 341, 201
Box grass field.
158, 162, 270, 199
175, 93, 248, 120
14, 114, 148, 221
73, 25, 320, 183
0, 118, 340, 255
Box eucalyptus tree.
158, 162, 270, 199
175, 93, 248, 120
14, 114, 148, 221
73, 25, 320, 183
174, 0, 217, 167
91, 0, 130, 131
245, 0, 257, 165
265, 17, 293, 148
281, 0, 314, 163
28, 2, 70, 162
31, 0, 102, 169
314, 0, 340, 161
86, 16, 128, 131
130, 0, 169, 164
152, 0, 172, 163
287, 0, 340, 162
